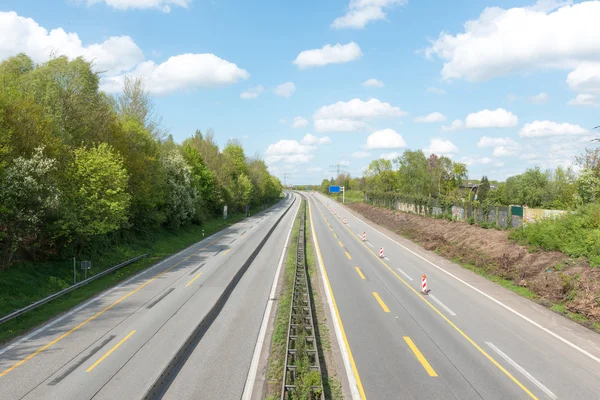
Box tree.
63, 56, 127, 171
478, 176, 490, 202
0, 147, 59, 268
182, 144, 217, 220
395, 150, 429, 197
59, 143, 130, 253
577, 168, 600, 204
160, 149, 197, 229
113, 76, 165, 140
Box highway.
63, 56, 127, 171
0, 192, 300, 400
307, 191, 600, 400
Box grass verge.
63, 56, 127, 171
0, 201, 279, 345
265, 200, 302, 399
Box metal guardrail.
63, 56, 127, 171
0, 254, 148, 325
282, 199, 324, 400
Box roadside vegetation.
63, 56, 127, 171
0, 53, 283, 336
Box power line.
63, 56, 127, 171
329, 163, 348, 176
283, 172, 292, 186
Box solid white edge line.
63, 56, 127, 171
486, 342, 558, 400
241, 195, 299, 400
429, 294, 456, 316
367, 242, 374, 248
0, 200, 285, 357
395, 268, 414, 281
310, 199, 361, 400
315, 192, 600, 366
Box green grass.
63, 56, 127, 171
324, 189, 364, 204
265, 201, 302, 398
0, 200, 280, 345
510, 202, 600, 267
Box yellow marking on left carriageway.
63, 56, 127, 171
86, 330, 136, 373
345, 252, 352, 260
404, 336, 438, 377
355, 267, 366, 280
373, 292, 390, 312
185, 272, 203, 287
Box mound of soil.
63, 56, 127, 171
348, 203, 600, 324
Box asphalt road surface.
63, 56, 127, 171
307, 191, 600, 400
0, 192, 299, 400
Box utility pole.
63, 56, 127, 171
283, 173, 292, 187
329, 163, 348, 178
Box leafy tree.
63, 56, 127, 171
577, 168, 600, 204
478, 176, 490, 202
160, 149, 197, 229
0, 147, 59, 268
59, 143, 130, 253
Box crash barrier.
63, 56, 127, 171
282, 200, 324, 400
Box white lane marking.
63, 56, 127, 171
242, 195, 299, 400
396, 268, 413, 281
384, 257, 390, 261
347, 223, 351, 227
309, 199, 361, 400
314, 192, 600, 366
367, 242, 374, 248
486, 342, 557, 400
429, 295, 456, 316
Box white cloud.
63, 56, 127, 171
331, 0, 407, 29
465, 108, 518, 128
528, 92, 549, 104
364, 129, 407, 149
315, 98, 407, 119
340, 160, 351, 166
352, 151, 371, 158
314, 118, 369, 132
493, 146, 520, 157
266, 139, 315, 155
568, 93, 599, 107
461, 156, 493, 166
441, 119, 464, 132
493, 162, 505, 167
267, 154, 313, 165
476, 136, 519, 148
240, 85, 264, 99
292, 116, 308, 128
424, 138, 459, 155
427, 87, 446, 95
85, 0, 191, 12
477, 136, 520, 157
381, 152, 400, 160
566, 62, 600, 92
362, 78, 384, 88
424, 1, 600, 92
101, 53, 249, 94
307, 166, 323, 172
0, 11, 143, 75
414, 112, 447, 123
275, 82, 296, 97
293, 42, 362, 69
300, 134, 331, 145
519, 120, 588, 138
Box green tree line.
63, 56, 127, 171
318, 148, 600, 209
0, 54, 282, 270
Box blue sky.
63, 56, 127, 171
1, 0, 600, 185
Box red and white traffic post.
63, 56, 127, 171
379, 248, 384, 258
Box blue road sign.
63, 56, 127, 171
329, 185, 341, 193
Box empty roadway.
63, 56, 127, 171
308, 191, 600, 400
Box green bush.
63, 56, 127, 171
511, 203, 600, 267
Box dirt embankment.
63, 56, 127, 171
348, 202, 600, 325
